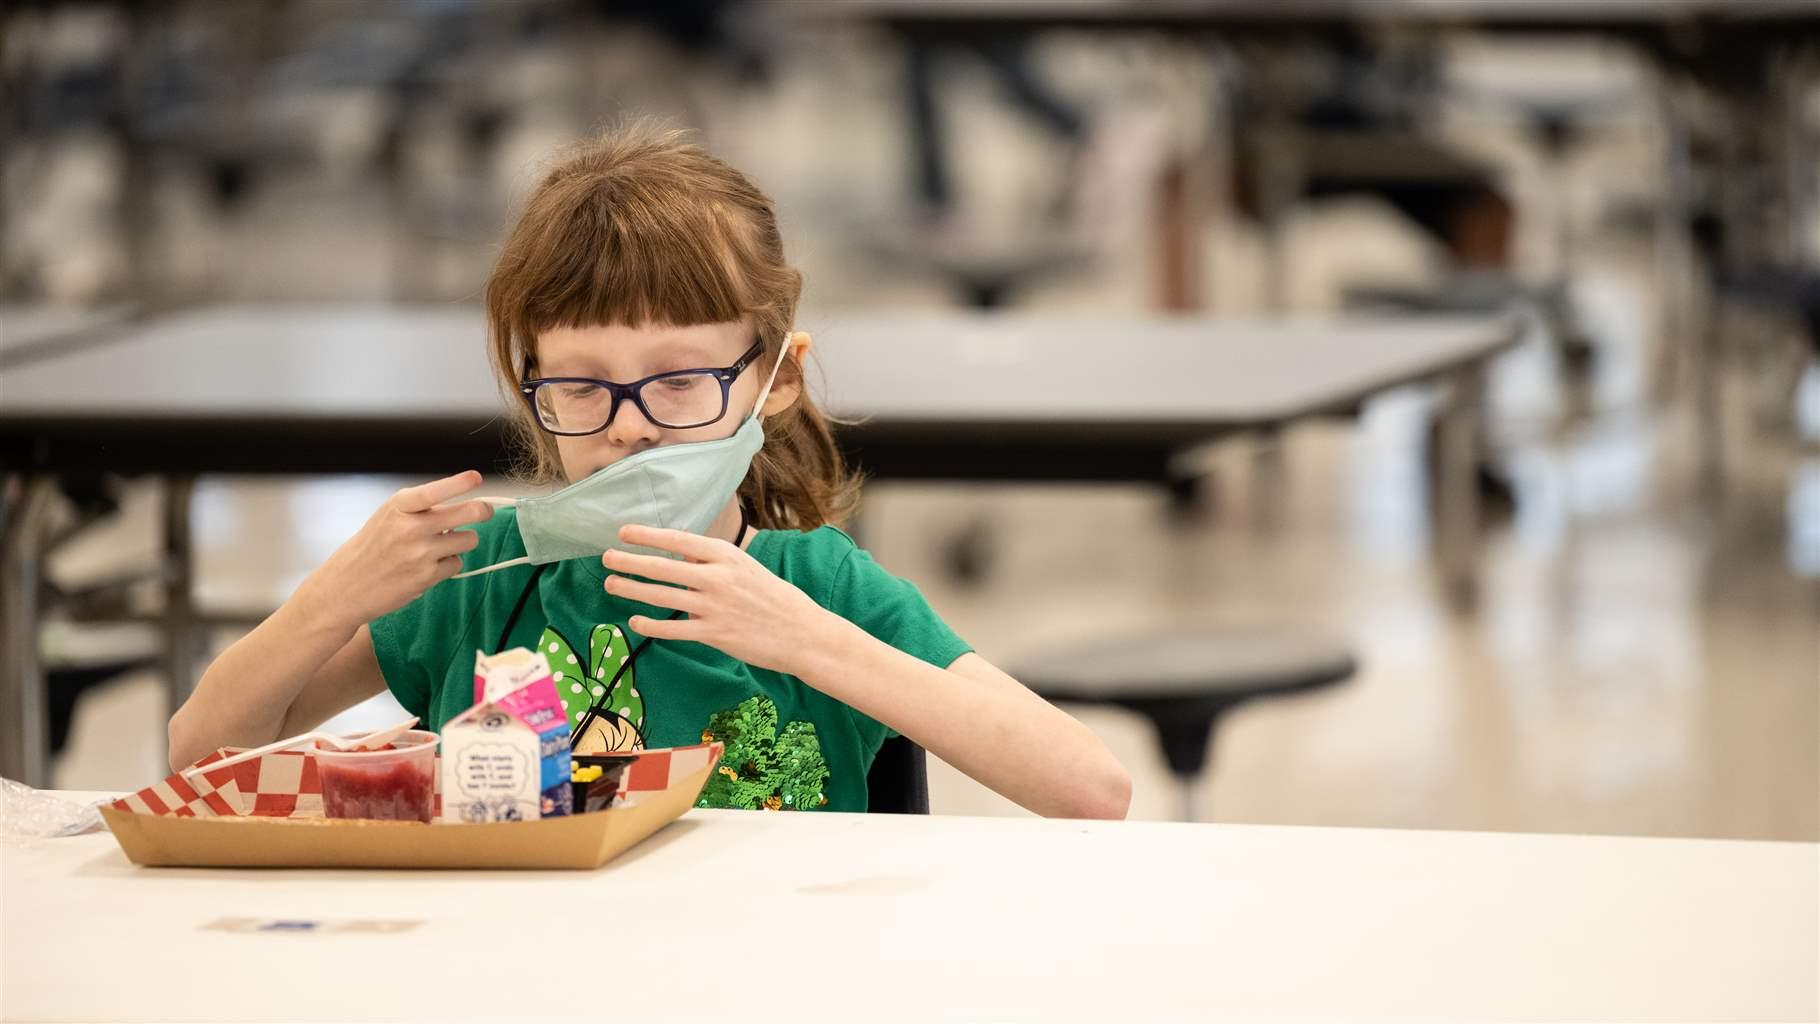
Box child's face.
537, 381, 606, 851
534, 320, 780, 483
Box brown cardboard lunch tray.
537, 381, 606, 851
99, 742, 721, 870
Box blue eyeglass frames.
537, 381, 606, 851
519, 340, 765, 435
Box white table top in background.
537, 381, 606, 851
0, 304, 1514, 428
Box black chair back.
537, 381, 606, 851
866, 735, 929, 814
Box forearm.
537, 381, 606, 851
791, 615, 1130, 819
595, 524, 1130, 817
167, 596, 356, 769
165, 473, 486, 771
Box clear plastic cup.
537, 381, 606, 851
315, 729, 438, 823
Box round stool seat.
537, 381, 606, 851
1017, 625, 1355, 702
1014, 625, 1357, 820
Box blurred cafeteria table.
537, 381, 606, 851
0, 304, 136, 367
0, 305, 1517, 785
4, 798, 1816, 1022
798, 0, 1817, 39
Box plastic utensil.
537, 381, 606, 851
179, 716, 420, 780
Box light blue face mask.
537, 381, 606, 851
455, 338, 792, 577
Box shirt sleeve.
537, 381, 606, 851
368, 599, 436, 723
825, 542, 975, 741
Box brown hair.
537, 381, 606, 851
484, 125, 860, 531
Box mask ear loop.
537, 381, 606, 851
451, 554, 530, 579
751, 333, 793, 422
450, 496, 528, 578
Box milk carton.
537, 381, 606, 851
440, 648, 573, 822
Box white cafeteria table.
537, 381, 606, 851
3, 793, 1815, 1022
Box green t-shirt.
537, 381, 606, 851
369, 508, 971, 812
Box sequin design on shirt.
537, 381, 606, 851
698, 695, 830, 811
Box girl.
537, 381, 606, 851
168, 126, 1131, 819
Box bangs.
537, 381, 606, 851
508, 185, 760, 349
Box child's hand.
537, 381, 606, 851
293, 470, 493, 634
603, 525, 837, 675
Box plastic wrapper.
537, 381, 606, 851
0, 777, 109, 837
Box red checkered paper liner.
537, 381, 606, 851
110, 748, 331, 818
613, 742, 719, 809
112, 742, 723, 819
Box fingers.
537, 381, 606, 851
601, 548, 708, 587
431, 529, 482, 559
395, 470, 482, 513
605, 575, 698, 613
424, 499, 495, 532
617, 524, 729, 563
434, 554, 466, 580
628, 614, 699, 641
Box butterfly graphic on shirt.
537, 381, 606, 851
536, 623, 646, 753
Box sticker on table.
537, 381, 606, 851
200, 917, 423, 934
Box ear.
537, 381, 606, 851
761, 332, 813, 417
